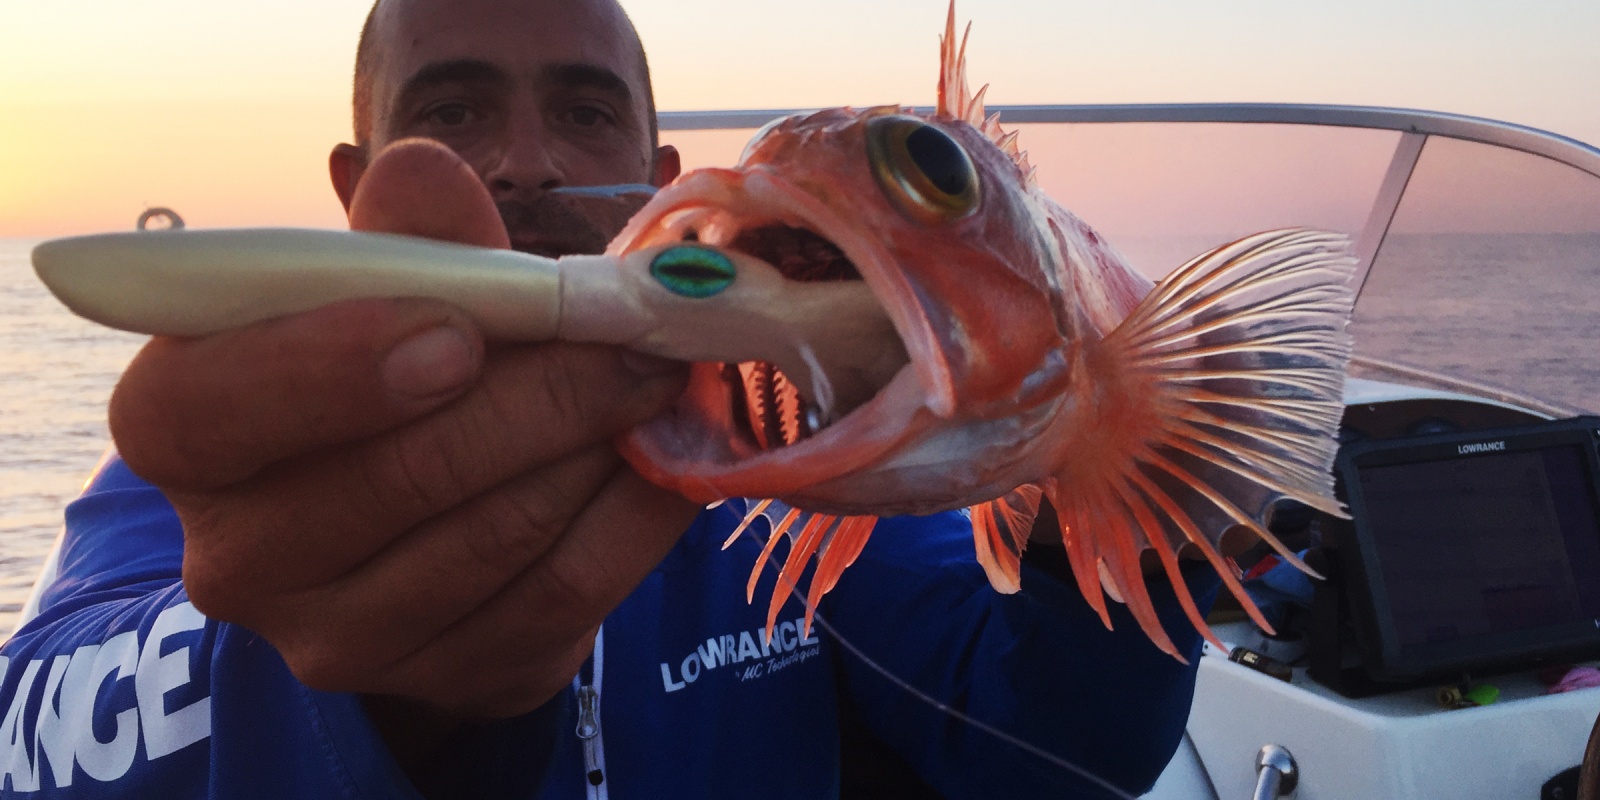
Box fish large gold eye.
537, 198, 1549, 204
866, 115, 981, 224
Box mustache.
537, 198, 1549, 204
495, 193, 611, 257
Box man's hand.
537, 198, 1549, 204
110, 301, 697, 717
110, 137, 699, 723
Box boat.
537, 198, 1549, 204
17, 102, 1600, 797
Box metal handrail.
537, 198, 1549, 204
659, 103, 1600, 180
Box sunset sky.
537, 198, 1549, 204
2, 0, 1597, 237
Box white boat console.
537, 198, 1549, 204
1148, 387, 1600, 799
1146, 625, 1600, 799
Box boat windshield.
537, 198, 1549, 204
1350, 135, 1600, 415
662, 107, 1600, 416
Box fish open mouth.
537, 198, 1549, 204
707, 224, 869, 452
725, 224, 862, 283
608, 168, 937, 501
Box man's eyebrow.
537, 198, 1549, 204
395, 59, 510, 105
538, 62, 634, 104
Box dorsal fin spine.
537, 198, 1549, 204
935, 2, 1035, 185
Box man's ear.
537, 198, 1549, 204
652, 144, 681, 187
329, 143, 369, 214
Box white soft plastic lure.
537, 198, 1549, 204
31, 226, 905, 421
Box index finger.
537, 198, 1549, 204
110, 297, 484, 489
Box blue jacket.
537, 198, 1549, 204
0, 456, 1216, 798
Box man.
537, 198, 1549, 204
0, 0, 1215, 796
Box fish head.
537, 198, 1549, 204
606, 104, 1084, 513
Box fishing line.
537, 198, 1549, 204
749, 517, 1138, 800
807, 608, 1139, 800
794, 342, 835, 425
549, 184, 660, 199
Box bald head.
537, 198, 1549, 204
330, 0, 679, 255
351, 0, 658, 151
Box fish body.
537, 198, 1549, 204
606, 4, 1355, 656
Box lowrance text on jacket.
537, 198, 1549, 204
0, 602, 210, 792
659, 617, 820, 693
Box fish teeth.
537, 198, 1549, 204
730, 361, 833, 450
772, 368, 803, 446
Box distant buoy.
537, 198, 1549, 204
136, 208, 185, 231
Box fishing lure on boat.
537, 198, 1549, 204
32, 4, 1355, 660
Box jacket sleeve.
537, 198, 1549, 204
0, 454, 427, 798
822, 510, 1220, 799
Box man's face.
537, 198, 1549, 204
349, 0, 668, 255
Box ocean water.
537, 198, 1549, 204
1350, 232, 1600, 415
0, 239, 147, 631
0, 231, 1595, 637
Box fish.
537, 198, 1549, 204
601, 3, 1356, 659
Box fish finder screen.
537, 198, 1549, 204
1358, 444, 1600, 651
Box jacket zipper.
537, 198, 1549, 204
573, 625, 607, 800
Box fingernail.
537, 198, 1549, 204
620, 351, 685, 377
384, 326, 478, 399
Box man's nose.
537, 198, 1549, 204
482, 112, 563, 196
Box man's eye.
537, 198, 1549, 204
424, 104, 474, 126
564, 105, 614, 128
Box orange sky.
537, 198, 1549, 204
2, 0, 1598, 237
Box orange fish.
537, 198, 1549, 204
607, 4, 1356, 658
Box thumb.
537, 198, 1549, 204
349, 138, 511, 249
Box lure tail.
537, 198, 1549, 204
969, 228, 1357, 658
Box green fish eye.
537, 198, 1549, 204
649, 245, 737, 298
